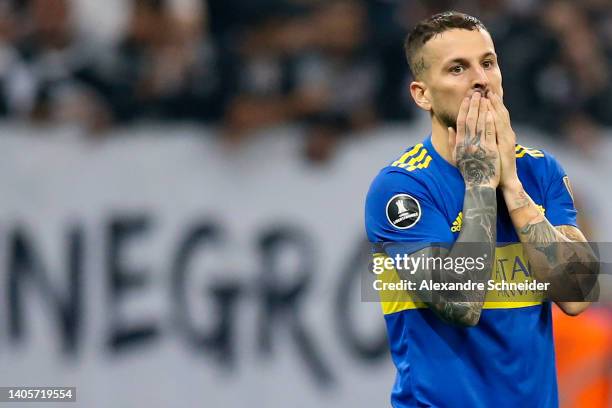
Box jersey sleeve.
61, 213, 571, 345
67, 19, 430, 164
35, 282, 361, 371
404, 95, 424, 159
543, 153, 578, 227
365, 169, 454, 248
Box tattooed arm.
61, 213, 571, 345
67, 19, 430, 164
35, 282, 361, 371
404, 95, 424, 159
487, 92, 599, 316
395, 186, 497, 327
394, 92, 500, 327
501, 184, 599, 315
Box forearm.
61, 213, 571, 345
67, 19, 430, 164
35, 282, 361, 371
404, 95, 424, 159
403, 91, 500, 327
502, 181, 599, 302
435, 186, 497, 325
396, 186, 497, 327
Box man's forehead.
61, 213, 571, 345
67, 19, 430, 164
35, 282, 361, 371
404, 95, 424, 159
422, 28, 496, 64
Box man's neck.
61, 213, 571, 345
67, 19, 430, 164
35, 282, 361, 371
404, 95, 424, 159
431, 117, 455, 167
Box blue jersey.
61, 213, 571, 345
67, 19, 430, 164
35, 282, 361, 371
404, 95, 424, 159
364, 135, 577, 407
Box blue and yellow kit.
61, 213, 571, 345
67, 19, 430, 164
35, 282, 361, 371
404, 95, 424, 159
364, 135, 577, 407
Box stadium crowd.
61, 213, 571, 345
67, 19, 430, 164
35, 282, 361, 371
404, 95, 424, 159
0, 0, 611, 160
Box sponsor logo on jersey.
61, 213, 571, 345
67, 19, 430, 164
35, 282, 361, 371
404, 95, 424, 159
451, 212, 463, 232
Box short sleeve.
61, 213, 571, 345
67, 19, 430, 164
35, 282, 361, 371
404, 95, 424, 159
543, 153, 578, 227
365, 169, 453, 245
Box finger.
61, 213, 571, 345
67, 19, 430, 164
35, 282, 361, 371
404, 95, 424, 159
455, 96, 470, 143
488, 93, 507, 132
485, 109, 496, 145
465, 92, 481, 142
489, 91, 509, 120
477, 95, 487, 142
448, 127, 457, 163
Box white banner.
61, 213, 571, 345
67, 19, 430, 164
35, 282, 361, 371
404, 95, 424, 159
0, 122, 610, 407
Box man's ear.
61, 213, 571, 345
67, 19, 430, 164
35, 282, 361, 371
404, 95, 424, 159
409, 81, 431, 111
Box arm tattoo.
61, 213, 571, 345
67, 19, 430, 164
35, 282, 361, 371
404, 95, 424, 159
463, 187, 497, 243
517, 219, 599, 301
511, 190, 530, 210
434, 186, 496, 325
438, 302, 482, 326
396, 186, 497, 327
520, 221, 559, 263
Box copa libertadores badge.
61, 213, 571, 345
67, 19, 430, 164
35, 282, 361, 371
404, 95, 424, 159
386, 194, 421, 229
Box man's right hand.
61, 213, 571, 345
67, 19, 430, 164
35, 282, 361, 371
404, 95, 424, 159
448, 92, 500, 189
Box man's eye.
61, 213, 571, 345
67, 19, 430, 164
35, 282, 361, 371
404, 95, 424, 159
483, 60, 494, 69
450, 65, 464, 74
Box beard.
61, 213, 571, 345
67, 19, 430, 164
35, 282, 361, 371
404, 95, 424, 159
433, 108, 457, 130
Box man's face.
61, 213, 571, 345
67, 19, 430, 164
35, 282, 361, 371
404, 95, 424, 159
418, 28, 503, 129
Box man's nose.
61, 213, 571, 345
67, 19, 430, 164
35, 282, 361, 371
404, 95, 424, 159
472, 66, 489, 92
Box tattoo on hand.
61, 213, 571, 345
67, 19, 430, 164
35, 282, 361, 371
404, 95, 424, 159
456, 130, 496, 186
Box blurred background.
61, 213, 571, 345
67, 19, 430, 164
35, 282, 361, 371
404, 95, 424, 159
0, 0, 610, 406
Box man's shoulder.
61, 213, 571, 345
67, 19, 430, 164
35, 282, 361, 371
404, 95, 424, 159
386, 142, 436, 174
515, 143, 562, 166
515, 143, 566, 180
373, 142, 439, 184
515, 143, 546, 160
368, 143, 435, 197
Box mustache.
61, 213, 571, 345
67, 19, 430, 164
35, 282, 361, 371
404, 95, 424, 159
435, 88, 498, 130
468, 88, 490, 98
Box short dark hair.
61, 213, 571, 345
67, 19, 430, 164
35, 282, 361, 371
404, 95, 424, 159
405, 11, 487, 79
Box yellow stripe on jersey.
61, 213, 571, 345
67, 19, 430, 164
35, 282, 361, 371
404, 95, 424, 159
375, 243, 546, 315
399, 148, 427, 167
515, 144, 544, 158
391, 145, 432, 172
406, 154, 432, 171
392, 144, 423, 167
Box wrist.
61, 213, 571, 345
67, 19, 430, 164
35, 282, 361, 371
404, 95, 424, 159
465, 183, 497, 192
501, 181, 534, 213
462, 175, 500, 190
500, 178, 523, 194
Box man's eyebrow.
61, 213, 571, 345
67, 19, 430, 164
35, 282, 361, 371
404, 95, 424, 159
443, 52, 497, 66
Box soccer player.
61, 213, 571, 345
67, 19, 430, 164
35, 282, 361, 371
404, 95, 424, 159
364, 11, 600, 407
